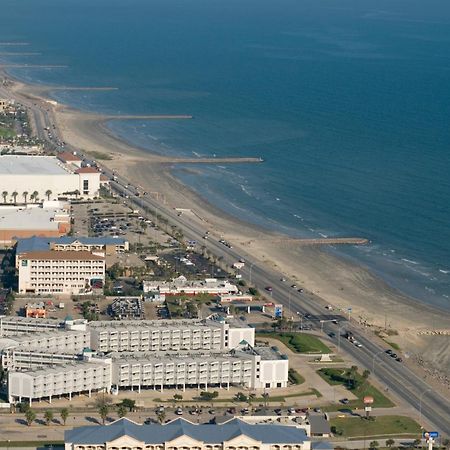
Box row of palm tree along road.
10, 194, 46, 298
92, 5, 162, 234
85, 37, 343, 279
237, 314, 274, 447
0, 189, 84, 203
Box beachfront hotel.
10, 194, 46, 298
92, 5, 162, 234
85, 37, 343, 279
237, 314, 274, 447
0, 316, 289, 403
17, 250, 105, 295
0, 154, 101, 203
64, 418, 311, 450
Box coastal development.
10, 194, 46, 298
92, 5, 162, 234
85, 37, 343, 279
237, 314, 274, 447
0, 45, 449, 450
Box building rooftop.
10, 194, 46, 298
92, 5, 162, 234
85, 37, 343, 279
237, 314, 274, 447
65, 418, 309, 445
57, 152, 82, 162
18, 250, 105, 261
76, 167, 100, 174
0, 206, 68, 231
109, 350, 253, 365
16, 236, 127, 254
89, 318, 223, 331
0, 155, 71, 175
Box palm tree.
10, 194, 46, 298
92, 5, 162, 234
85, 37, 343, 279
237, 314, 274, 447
44, 409, 53, 426
98, 403, 109, 425
60, 407, 69, 426
2, 191, 8, 204
25, 409, 36, 426
31, 191, 39, 203
12, 191, 18, 204
22, 191, 29, 203
117, 405, 127, 418
45, 189, 52, 201
386, 439, 395, 448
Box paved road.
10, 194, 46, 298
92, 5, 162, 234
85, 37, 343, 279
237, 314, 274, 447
104, 176, 450, 436
8, 87, 449, 436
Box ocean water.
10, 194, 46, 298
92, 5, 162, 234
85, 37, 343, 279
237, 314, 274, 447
1, 0, 450, 309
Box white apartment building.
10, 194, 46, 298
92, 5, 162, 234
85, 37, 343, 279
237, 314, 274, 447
8, 359, 112, 403
0, 330, 90, 370
64, 417, 311, 450
111, 346, 287, 392
0, 155, 101, 202
17, 250, 105, 295
7, 345, 287, 403
0, 316, 63, 335
1, 317, 287, 404
88, 318, 255, 353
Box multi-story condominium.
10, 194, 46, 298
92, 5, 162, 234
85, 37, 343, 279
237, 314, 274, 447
1, 316, 287, 404
64, 418, 311, 450
0, 316, 63, 335
111, 346, 287, 392
0, 330, 90, 370
8, 359, 112, 403
89, 318, 255, 353
7, 345, 287, 403
17, 250, 105, 295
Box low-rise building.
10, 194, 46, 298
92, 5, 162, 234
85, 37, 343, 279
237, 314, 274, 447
15, 236, 129, 267
17, 250, 105, 295
143, 276, 239, 296
24, 301, 47, 318
0, 154, 101, 203
64, 418, 310, 450
0, 205, 71, 247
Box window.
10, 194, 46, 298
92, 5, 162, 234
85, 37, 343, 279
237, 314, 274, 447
83, 179, 89, 193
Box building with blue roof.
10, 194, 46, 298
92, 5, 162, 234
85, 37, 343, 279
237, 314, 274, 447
65, 417, 310, 450
15, 235, 128, 267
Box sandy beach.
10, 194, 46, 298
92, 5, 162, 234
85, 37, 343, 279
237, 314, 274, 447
1, 71, 449, 390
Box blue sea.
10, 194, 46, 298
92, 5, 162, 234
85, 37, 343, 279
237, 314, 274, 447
1, 0, 450, 309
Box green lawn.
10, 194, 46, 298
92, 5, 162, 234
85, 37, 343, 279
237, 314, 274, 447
330, 415, 421, 439
0, 125, 15, 139
257, 332, 331, 354
288, 368, 305, 385
318, 368, 394, 408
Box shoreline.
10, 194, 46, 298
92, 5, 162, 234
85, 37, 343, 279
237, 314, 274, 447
1, 68, 449, 389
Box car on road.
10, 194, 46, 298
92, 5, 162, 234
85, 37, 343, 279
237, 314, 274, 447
396, 357, 403, 362
265, 286, 273, 292
297, 288, 304, 293
280, 277, 286, 282
291, 284, 297, 288
175, 407, 183, 415
391, 353, 398, 358
340, 398, 350, 404
328, 332, 336, 338
386, 349, 393, 355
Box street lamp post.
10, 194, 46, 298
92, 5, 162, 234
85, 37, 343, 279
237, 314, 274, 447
372, 350, 385, 376
337, 324, 345, 353
249, 263, 254, 286
419, 387, 432, 426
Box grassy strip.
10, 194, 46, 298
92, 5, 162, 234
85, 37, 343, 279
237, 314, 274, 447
386, 341, 401, 351
0, 126, 15, 139
88, 150, 113, 160
330, 416, 421, 438
158, 389, 320, 404
288, 368, 305, 385
317, 368, 394, 408
257, 332, 331, 354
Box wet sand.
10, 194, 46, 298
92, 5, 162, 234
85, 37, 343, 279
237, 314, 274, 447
1, 71, 449, 389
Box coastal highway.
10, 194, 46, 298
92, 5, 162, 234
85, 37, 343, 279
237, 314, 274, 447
106, 176, 450, 436
9, 88, 449, 435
